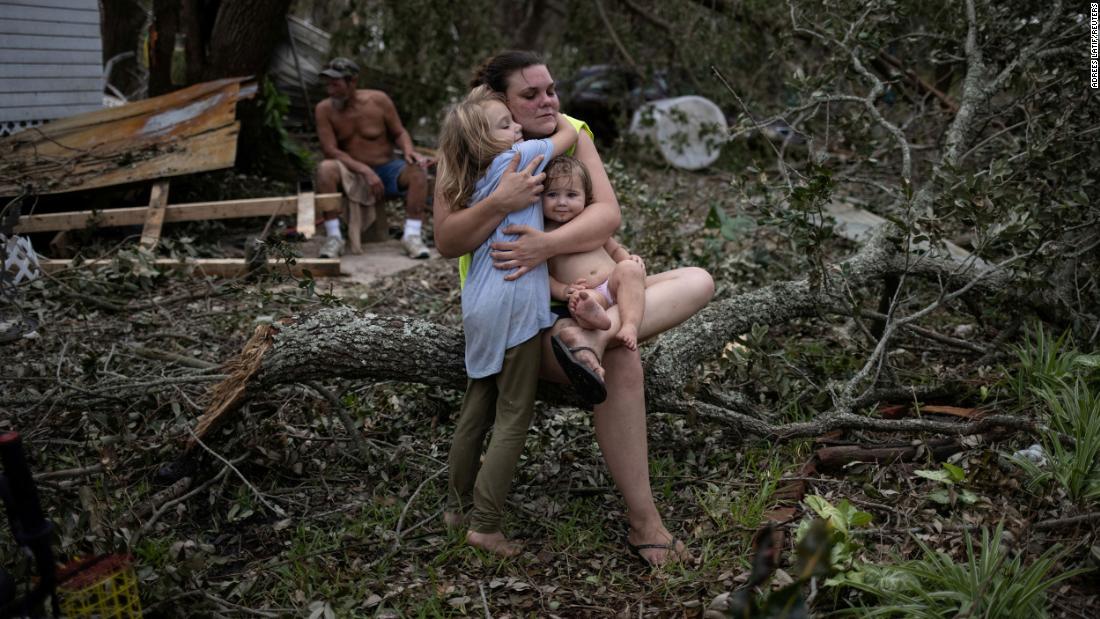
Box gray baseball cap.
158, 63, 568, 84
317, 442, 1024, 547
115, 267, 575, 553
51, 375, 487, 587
320, 57, 360, 79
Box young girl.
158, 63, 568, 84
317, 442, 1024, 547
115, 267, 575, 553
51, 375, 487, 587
438, 86, 577, 557
543, 156, 648, 351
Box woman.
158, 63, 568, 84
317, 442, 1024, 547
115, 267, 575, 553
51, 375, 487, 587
433, 51, 714, 566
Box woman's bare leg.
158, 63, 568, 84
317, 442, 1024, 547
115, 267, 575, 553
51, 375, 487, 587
540, 266, 714, 565
553, 266, 716, 363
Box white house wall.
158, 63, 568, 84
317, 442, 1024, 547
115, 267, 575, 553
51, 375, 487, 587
0, 0, 103, 135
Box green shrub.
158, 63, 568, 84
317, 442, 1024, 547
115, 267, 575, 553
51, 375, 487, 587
838, 523, 1087, 618
1012, 378, 1100, 505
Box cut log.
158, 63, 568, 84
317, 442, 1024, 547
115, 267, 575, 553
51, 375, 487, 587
815, 439, 964, 471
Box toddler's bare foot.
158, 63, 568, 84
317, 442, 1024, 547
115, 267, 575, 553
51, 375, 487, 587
616, 324, 639, 351
568, 291, 611, 331
466, 530, 523, 557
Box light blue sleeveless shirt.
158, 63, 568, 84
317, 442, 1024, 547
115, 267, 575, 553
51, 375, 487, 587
462, 138, 557, 378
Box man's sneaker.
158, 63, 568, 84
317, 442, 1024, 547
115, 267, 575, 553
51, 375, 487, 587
402, 234, 430, 259
319, 236, 345, 259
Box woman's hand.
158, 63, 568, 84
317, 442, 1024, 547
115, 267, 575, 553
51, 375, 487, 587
488, 153, 546, 215
490, 224, 552, 281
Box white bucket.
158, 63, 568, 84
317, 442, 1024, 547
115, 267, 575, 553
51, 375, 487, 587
629, 96, 728, 170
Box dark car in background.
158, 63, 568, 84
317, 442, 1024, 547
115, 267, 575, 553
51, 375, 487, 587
558, 65, 671, 144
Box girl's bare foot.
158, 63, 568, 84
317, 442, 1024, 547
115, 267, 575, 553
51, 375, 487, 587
466, 530, 523, 557
443, 511, 465, 529
616, 324, 639, 351
568, 291, 611, 331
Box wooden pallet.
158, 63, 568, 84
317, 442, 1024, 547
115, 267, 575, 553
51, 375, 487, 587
17, 187, 346, 277
15, 192, 342, 235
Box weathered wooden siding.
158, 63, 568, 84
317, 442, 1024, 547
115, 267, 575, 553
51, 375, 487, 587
0, 0, 104, 135
269, 16, 330, 126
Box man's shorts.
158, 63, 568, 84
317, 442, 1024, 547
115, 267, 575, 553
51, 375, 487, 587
371, 159, 406, 198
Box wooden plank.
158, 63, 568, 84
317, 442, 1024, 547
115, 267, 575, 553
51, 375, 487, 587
0, 19, 100, 37
1, 122, 239, 195
1, 78, 258, 196
39, 257, 343, 278
0, 63, 102, 78
15, 194, 343, 233
296, 191, 316, 239
140, 180, 170, 248
2, 78, 241, 140
1, 34, 102, 50
0, 5, 99, 24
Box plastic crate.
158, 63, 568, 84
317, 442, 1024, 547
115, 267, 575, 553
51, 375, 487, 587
58, 554, 142, 618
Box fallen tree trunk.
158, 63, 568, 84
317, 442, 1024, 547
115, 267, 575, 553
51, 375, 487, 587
188, 227, 1019, 446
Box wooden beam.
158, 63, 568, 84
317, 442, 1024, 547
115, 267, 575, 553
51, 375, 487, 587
140, 180, 170, 249
296, 191, 316, 239
39, 258, 342, 278
15, 193, 343, 234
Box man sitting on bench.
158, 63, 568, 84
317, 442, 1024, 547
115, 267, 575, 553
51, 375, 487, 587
314, 57, 432, 259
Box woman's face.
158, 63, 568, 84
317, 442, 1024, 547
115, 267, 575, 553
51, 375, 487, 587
503, 65, 560, 137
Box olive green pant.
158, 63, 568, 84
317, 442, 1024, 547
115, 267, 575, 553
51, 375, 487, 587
447, 335, 541, 534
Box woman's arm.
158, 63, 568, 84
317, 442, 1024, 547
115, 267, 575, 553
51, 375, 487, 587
491, 131, 621, 279
432, 154, 547, 258
548, 113, 578, 159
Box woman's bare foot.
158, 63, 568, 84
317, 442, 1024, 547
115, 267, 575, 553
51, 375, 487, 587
616, 324, 639, 351
466, 530, 523, 557
626, 529, 690, 567
568, 291, 611, 331
556, 324, 607, 381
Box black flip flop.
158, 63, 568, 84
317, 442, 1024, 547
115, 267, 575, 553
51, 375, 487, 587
550, 334, 607, 405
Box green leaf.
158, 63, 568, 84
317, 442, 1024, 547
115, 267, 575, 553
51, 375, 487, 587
1073, 354, 1100, 368
928, 488, 951, 504
942, 462, 966, 483
849, 511, 874, 527
915, 468, 952, 483
705, 203, 727, 229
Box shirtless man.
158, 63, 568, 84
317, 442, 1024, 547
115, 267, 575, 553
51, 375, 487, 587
314, 57, 432, 259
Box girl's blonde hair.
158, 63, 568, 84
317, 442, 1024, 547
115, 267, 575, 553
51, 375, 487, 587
437, 86, 512, 210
